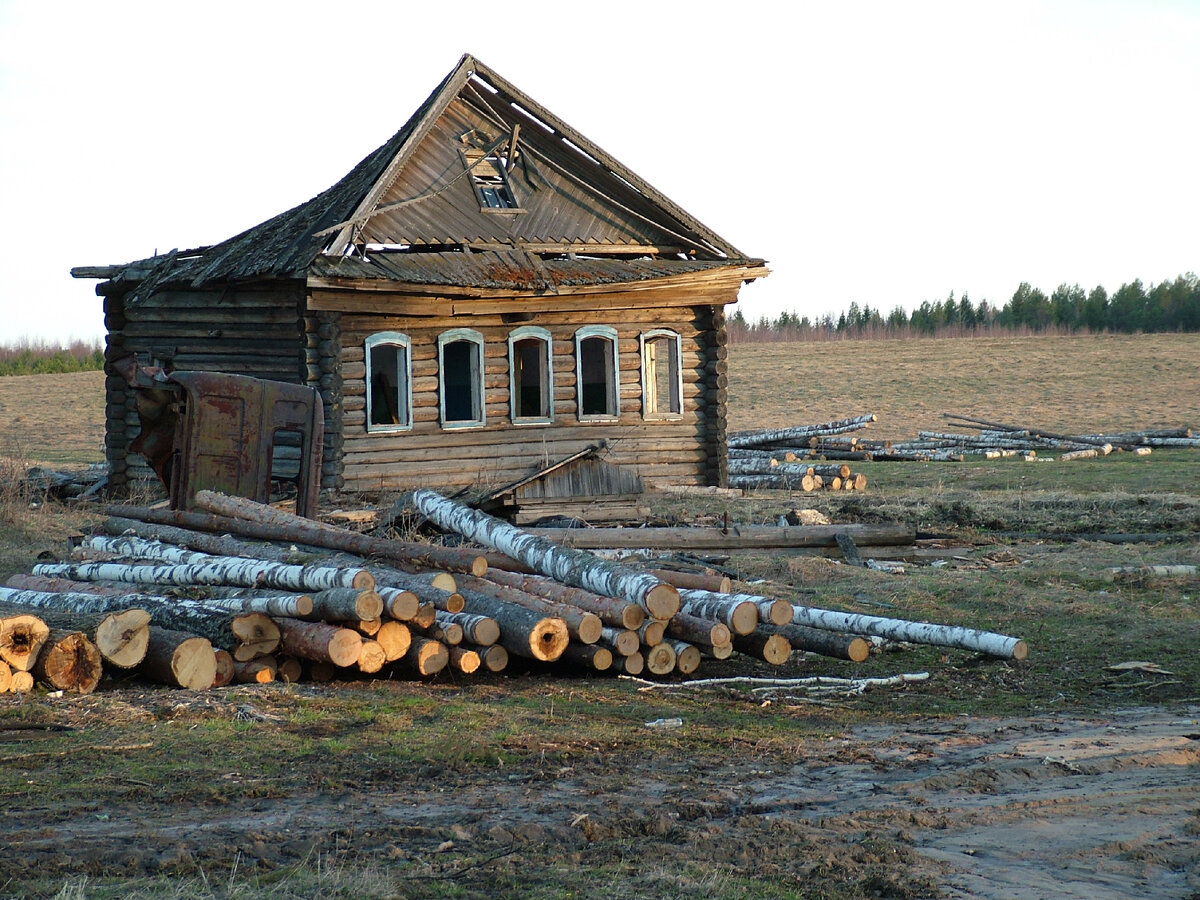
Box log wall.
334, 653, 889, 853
335, 300, 729, 493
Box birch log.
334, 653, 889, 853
790, 605, 1028, 659
681, 589, 792, 628
454, 587, 569, 662
477, 643, 508, 673
374, 586, 419, 621
413, 490, 679, 619
33, 557, 373, 593
276, 618, 362, 667
759, 623, 871, 662
664, 612, 732, 650
610, 650, 644, 676
309, 588, 384, 622
481, 570, 645, 630
434, 610, 499, 647
559, 643, 613, 672
667, 640, 702, 675
32, 629, 103, 693
458, 575, 601, 644
600, 627, 640, 657
728, 415, 876, 448
140, 627, 217, 690
677, 592, 758, 636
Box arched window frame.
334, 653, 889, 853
574, 325, 620, 422
364, 331, 412, 433
437, 328, 486, 429
639, 328, 684, 420
507, 325, 554, 425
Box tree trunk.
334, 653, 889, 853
637, 620, 665, 647
454, 586, 569, 662
644, 642, 677, 675
188, 588, 314, 618
374, 586, 419, 621
139, 627, 217, 690
434, 611, 499, 647
276, 655, 302, 684
667, 640, 702, 675
559, 643, 612, 672
413, 490, 679, 620
0, 604, 150, 669
449, 646, 481, 674
732, 631, 791, 665
234, 656, 277, 684
31, 629, 103, 693
477, 643, 508, 673
373, 620, 412, 662
459, 575, 600, 645
610, 651, 644, 676
790, 605, 1028, 659
9, 669, 35, 693
759, 623, 870, 662
357, 640, 387, 674
426, 621, 464, 646
33, 556, 372, 594
676, 593, 758, 636
402, 637, 449, 676
481, 569, 644, 630
647, 569, 731, 594
0, 611, 50, 672
212, 649, 235, 687
309, 588, 384, 622
728, 415, 876, 449
521, 523, 915, 551
600, 627, 640, 657
664, 612, 731, 650
277, 617, 362, 667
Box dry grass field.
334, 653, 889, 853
0, 334, 1197, 900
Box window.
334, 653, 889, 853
640, 329, 683, 419
438, 329, 485, 427
365, 332, 412, 431
508, 326, 553, 423
463, 149, 519, 211
575, 326, 619, 420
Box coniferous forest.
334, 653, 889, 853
730, 274, 1200, 342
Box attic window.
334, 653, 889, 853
463, 150, 520, 212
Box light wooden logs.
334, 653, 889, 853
140, 627, 217, 690
357, 640, 387, 674
212, 649, 235, 687
374, 620, 412, 662
449, 646, 481, 674
32, 629, 103, 693
413, 489, 680, 620
187, 491, 490, 576
637, 620, 666, 647
435, 611, 499, 646
667, 640, 702, 675
664, 612, 732, 650
610, 651, 644, 675
600, 627, 640, 657
0, 661, 10, 693
477, 643, 509, 673
0, 610, 51, 671
9, 669, 34, 693
728, 415, 877, 449
374, 586, 419, 621
0, 603, 150, 670
647, 568, 731, 594
481, 570, 645, 630
427, 620, 463, 646
760, 623, 871, 662
789, 605, 1028, 660
403, 637, 449, 676
276, 617, 362, 667
644, 642, 677, 675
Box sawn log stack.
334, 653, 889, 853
0, 491, 1027, 694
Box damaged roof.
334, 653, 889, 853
74, 53, 765, 298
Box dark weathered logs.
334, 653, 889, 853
276, 617, 362, 667
234, 656, 277, 684
760, 623, 871, 662
610, 651, 644, 676
481, 570, 645, 630
413, 490, 680, 620
477, 643, 509, 673
139, 627, 217, 690
647, 568, 731, 594
32, 629, 103, 693
559, 643, 613, 672
732, 631, 792, 665
664, 611, 732, 650
522, 523, 915, 551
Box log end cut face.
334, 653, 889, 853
528, 617, 570, 662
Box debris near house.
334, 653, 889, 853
0, 491, 1027, 693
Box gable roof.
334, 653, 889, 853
75, 54, 763, 298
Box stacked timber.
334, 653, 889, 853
727, 416, 876, 489
0, 490, 1028, 691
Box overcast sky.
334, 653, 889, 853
1, 0, 1197, 343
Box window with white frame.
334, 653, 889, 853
508, 326, 553, 423
438, 328, 485, 427
575, 325, 619, 420
365, 332, 412, 431
640, 329, 683, 419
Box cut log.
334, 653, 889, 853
374, 586, 419, 621
647, 568, 731, 594
5, 573, 130, 597
481, 569, 645, 630
610, 650, 644, 675
732, 632, 792, 665
434, 611, 499, 647
403, 637, 449, 676
413, 602, 437, 629
377, 580, 463, 617
638, 620, 666, 647
0, 661, 10, 693
728, 415, 876, 449
677, 592, 758, 636
276, 655, 302, 684
357, 640, 387, 674
559, 643, 613, 672
140, 627, 217, 690
190, 589, 314, 618
10, 670, 35, 692
449, 646, 481, 674
276, 617, 362, 667
0, 612, 50, 672
309, 587, 384, 622
644, 642, 677, 675
374, 620, 412, 662
664, 612, 731, 650
0, 602, 149, 670
234, 656, 277, 684
33, 557, 373, 594
32, 629, 103, 693
353, 618, 382, 636
521, 522, 915, 551
477, 643, 509, 673
789, 605, 1028, 660
454, 587, 570, 662
760, 623, 871, 662
460, 575, 600, 645
427, 621, 464, 647
667, 640, 702, 675
600, 627, 640, 657
212, 649, 235, 687
413, 490, 680, 620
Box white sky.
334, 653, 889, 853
1, 0, 1197, 342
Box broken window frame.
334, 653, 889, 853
365, 332, 413, 432
507, 325, 554, 425
640, 328, 683, 420
574, 325, 620, 422
461, 149, 522, 213
438, 328, 486, 428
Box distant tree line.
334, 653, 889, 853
729, 274, 1200, 342
0, 338, 104, 376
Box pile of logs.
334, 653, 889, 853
0, 489, 1027, 692
728, 413, 1196, 473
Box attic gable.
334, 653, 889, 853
322, 54, 744, 261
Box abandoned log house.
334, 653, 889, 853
73, 53, 767, 497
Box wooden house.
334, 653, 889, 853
73, 54, 767, 497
